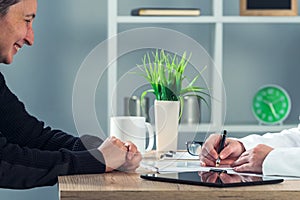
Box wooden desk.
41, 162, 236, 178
59, 171, 300, 200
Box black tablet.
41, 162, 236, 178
140, 170, 284, 188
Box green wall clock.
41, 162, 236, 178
252, 85, 291, 125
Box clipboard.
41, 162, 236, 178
140, 170, 284, 188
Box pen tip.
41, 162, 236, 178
215, 158, 221, 167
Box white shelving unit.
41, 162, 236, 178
107, 0, 298, 134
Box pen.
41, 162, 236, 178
215, 130, 227, 167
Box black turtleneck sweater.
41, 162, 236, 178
0, 72, 106, 189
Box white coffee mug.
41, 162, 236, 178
110, 116, 154, 154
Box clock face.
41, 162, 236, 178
252, 85, 291, 125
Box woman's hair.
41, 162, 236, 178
0, 0, 20, 17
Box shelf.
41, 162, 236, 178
178, 123, 297, 133
223, 16, 300, 24
117, 16, 217, 23
117, 16, 300, 24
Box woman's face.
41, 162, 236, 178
0, 0, 37, 64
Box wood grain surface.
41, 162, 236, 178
59, 171, 300, 200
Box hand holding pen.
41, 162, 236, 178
215, 130, 227, 167
200, 130, 246, 167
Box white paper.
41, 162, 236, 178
141, 160, 232, 173
156, 161, 233, 173
160, 151, 198, 160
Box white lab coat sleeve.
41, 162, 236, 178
239, 127, 300, 150
262, 147, 300, 177
237, 125, 300, 177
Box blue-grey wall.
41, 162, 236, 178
0, 0, 300, 199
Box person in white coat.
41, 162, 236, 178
199, 125, 300, 177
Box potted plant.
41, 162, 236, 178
136, 49, 208, 152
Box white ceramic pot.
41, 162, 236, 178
154, 100, 180, 152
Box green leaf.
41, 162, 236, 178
135, 49, 210, 106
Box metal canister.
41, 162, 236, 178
124, 96, 150, 122
180, 96, 201, 124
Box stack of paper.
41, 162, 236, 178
140, 159, 232, 174
160, 151, 198, 160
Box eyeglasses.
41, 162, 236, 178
186, 141, 203, 156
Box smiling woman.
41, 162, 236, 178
0, 0, 142, 191
0, 0, 36, 64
